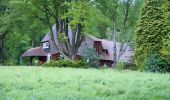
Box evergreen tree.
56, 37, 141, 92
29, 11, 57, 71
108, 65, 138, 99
161, 0, 170, 56
135, 0, 167, 68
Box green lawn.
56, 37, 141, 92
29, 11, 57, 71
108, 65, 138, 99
0, 66, 170, 100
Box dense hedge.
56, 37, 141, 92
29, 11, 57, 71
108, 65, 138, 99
135, 0, 168, 69
43, 60, 90, 68
143, 54, 170, 73
162, 0, 170, 56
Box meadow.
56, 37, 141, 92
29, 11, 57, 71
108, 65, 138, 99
0, 66, 170, 100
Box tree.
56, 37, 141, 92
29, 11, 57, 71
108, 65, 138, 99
93, 0, 119, 63
117, 0, 143, 61
82, 44, 100, 67
0, 0, 144, 65
113, 0, 118, 63
161, 0, 170, 62
118, 0, 131, 60
135, 0, 167, 68
0, 0, 47, 65
93, 0, 142, 64
28, 0, 101, 60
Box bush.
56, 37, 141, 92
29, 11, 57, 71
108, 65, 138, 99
4, 59, 18, 66
115, 61, 125, 71
43, 60, 90, 69
124, 56, 137, 70
82, 44, 100, 68
124, 63, 137, 70
143, 54, 169, 73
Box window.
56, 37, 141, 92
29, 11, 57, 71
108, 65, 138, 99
43, 42, 50, 49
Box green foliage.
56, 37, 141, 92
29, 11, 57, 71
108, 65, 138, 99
3, 32, 30, 65
82, 44, 100, 68
115, 61, 125, 71
0, 67, 170, 99
43, 60, 90, 68
143, 54, 170, 73
161, 0, 170, 56
135, 0, 168, 68
94, 0, 143, 40
62, 0, 110, 37
0, 0, 48, 65
0, 0, 143, 65
124, 62, 137, 70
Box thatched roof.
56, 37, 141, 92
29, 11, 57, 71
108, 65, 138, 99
21, 47, 47, 57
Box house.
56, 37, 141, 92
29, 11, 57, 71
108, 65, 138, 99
21, 25, 133, 66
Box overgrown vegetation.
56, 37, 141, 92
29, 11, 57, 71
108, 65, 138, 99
82, 44, 100, 68
0, 67, 170, 99
43, 60, 90, 69
143, 54, 170, 73
1, 0, 170, 73
1, 0, 170, 99
115, 61, 125, 71
0, 0, 143, 65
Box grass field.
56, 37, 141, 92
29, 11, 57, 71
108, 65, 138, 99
0, 66, 170, 100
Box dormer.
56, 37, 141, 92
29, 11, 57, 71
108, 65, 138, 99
93, 41, 103, 54
42, 41, 50, 53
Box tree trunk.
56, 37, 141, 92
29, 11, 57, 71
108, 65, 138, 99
32, 40, 34, 47
113, 0, 118, 65
118, 0, 131, 60
113, 15, 117, 64
42, 0, 84, 60
43, 0, 69, 59
0, 35, 3, 65
70, 23, 83, 60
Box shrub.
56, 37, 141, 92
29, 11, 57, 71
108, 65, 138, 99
4, 59, 18, 66
115, 61, 125, 71
124, 63, 137, 70
124, 56, 137, 70
43, 60, 90, 69
143, 54, 169, 73
33, 59, 39, 66
82, 44, 100, 68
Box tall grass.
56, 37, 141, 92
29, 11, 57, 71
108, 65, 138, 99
0, 66, 170, 100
